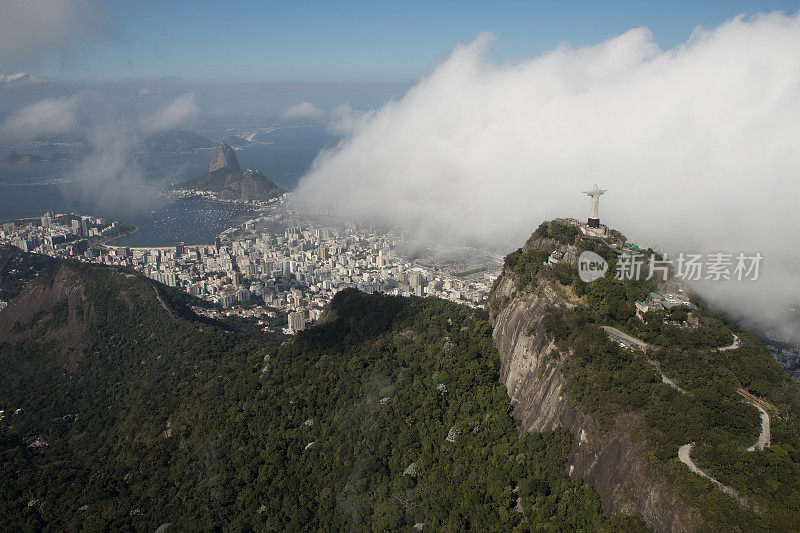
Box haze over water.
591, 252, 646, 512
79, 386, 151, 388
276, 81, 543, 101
0, 126, 331, 246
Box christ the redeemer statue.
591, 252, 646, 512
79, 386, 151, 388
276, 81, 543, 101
584, 184, 605, 228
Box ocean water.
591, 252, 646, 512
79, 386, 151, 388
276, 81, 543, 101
110, 198, 258, 247
0, 126, 333, 246
237, 126, 333, 189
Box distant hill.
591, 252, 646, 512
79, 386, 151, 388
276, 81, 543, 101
177, 167, 284, 202
139, 130, 216, 154
174, 142, 283, 202
2, 151, 75, 163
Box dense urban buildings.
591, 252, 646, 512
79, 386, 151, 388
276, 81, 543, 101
0, 198, 499, 334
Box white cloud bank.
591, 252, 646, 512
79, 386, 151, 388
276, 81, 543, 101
296, 13, 800, 338
0, 72, 47, 85
279, 101, 324, 121
139, 93, 199, 135
0, 95, 83, 141
326, 104, 374, 136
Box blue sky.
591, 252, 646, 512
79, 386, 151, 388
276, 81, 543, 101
33, 0, 800, 82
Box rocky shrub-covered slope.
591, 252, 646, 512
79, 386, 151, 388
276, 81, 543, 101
488, 220, 800, 531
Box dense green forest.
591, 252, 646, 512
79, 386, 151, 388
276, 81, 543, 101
500, 220, 800, 530
0, 260, 631, 530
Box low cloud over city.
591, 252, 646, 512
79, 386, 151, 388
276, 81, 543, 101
296, 12, 800, 337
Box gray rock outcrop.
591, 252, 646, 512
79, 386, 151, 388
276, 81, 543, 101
209, 143, 240, 172
488, 238, 698, 532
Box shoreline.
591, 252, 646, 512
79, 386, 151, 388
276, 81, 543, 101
98, 224, 139, 247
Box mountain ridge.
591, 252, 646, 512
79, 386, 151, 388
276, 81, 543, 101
2, 220, 798, 530
139, 130, 216, 154
2, 151, 73, 163
0, 251, 630, 530
487, 219, 800, 530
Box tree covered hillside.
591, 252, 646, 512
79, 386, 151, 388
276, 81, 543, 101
0, 259, 632, 531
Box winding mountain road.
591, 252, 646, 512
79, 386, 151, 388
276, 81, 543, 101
601, 326, 686, 393
743, 397, 771, 452
677, 444, 760, 511
715, 333, 741, 352
601, 325, 770, 509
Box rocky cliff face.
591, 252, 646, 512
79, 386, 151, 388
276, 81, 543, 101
0, 263, 88, 370
489, 237, 698, 532
209, 142, 240, 172
0, 264, 84, 339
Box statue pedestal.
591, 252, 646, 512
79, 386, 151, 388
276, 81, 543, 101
587, 217, 600, 228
